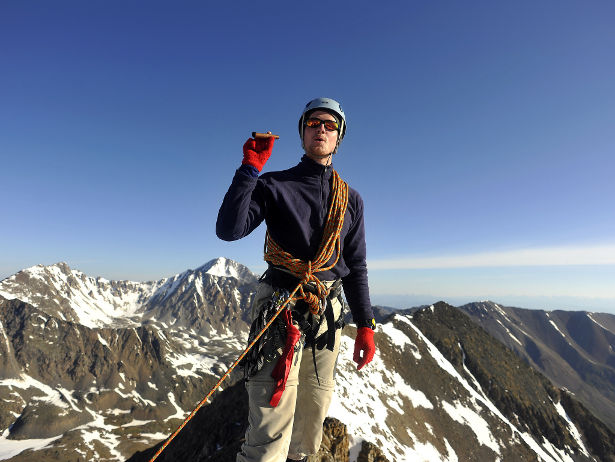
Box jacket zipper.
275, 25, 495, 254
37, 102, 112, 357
320, 164, 329, 223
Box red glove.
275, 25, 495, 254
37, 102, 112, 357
353, 327, 375, 370
242, 136, 274, 172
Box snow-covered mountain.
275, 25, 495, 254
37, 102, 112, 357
1, 261, 614, 461
0, 258, 257, 330
0, 258, 258, 461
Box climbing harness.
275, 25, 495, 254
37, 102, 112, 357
240, 287, 292, 379
240, 270, 346, 395
148, 168, 348, 461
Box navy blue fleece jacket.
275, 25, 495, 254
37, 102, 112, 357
216, 155, 374, 324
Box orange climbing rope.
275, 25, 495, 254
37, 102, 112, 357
148, 168, 348, 462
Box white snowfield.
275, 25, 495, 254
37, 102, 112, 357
0, 261, 593, 461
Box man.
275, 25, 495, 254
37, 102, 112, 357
216, 97, 376, 462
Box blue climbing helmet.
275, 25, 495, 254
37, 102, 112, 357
298, 97, 347, 152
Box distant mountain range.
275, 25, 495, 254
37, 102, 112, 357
457, 301, 615, 432
1, 259, 614, 461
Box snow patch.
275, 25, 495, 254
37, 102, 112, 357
548, 320, 567, 338
77, 409, 124, 461
164, 392, 186, 421
441, 400, 500, 454
97, 333, 109, 347
496, 319, 523, 346
201, 257, 242, 279
553, 400, 589, 457
0, 321, 12, 353
122, 419, 154, 428
380, 319, 421, 360
0, 429, 61, 461
587, 313, 611, 333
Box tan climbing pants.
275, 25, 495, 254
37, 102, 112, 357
236, 281, 342, 462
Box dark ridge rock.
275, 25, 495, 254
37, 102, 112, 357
379, 311, 541, 461
524, 338, 545, 369
357, 441, 389, 462
414, 301, 615, 461
560, 390, 615, 462
8, 403, 92, 439
344, 305, 420, 327
0, 297, 22, 379
307, 418, 350, 462
458, 301, 615, 432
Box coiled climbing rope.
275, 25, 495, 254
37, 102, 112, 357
264, 168, 349, 315
148, 168, 348, 461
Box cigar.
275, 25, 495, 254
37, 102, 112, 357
252, 132, 280, 139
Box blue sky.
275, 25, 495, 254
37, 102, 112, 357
1, 1, 614, 313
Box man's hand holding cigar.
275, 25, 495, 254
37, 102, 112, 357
242, 131, 278, 172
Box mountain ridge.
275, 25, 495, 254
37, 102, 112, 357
0, 258, 258, 330
458, 300, 615, 432
1, 261, 614, 461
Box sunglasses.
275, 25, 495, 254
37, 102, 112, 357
304, 117, 339, 132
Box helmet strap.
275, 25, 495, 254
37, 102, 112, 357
333, 119, 344, 154
300, 113, 306, 149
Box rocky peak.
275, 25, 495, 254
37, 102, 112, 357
0, 260, 258, 331
196, 257, 258, 284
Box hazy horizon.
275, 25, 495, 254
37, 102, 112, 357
2, 258, 614, 315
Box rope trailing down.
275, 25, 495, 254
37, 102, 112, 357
148, 285, 301, 462
148, 169, 348, 462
